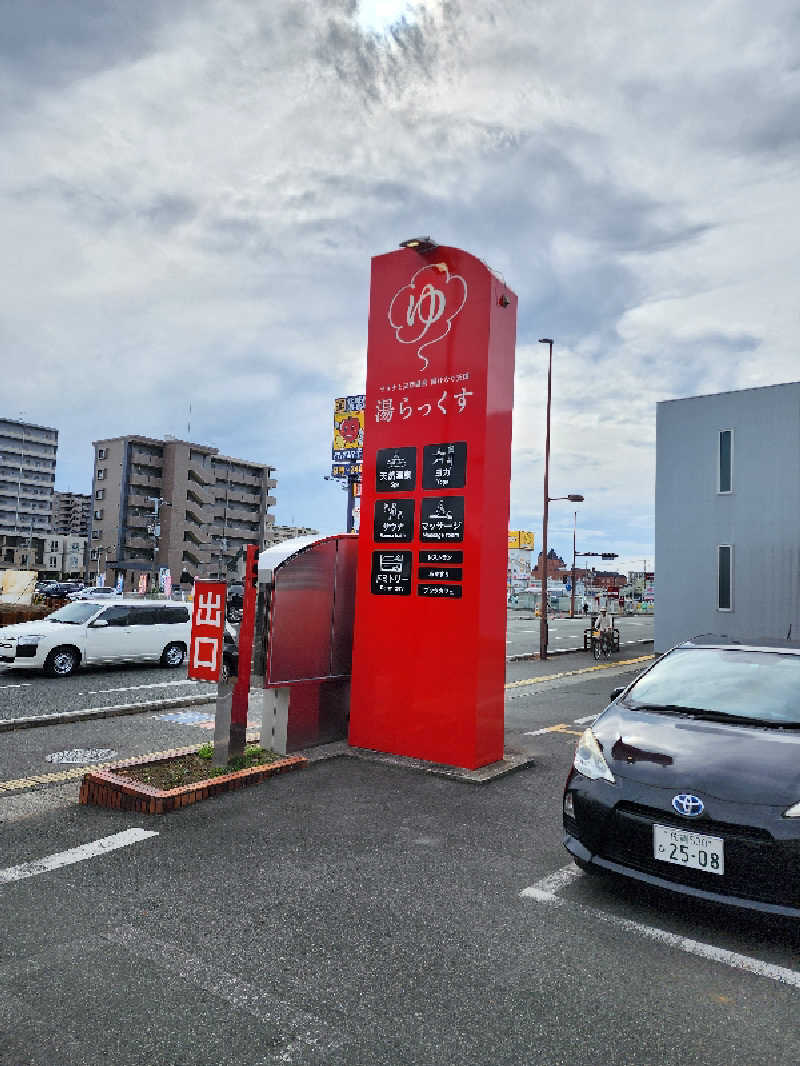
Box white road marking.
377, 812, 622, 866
521, 863, 800, 990
77, 679, 207, 696
0, 683, 32, 689
0, 829, 159, 884
520, 863, 581, 902
573, 714, 598, 724
524, 724, 567, 736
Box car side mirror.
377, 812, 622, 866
91, 619, 109, 628
610, 686, 624, 701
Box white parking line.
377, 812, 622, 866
521, 863, 800, 989
0, 829, 159, 884
573, 714, 598, 724
0, 683, 32, 689
77, 680, 206, 697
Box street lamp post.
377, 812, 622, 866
571, 511, 577, 619
538, 339, 553, 660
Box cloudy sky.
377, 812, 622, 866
3, 0, 799, 575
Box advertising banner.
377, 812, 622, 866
187, 580, 227, 682
349, 245, 517, 770
332, 395, 366, 463
96, 572, 105, 588
138, 574, 148, 595
115, 575, 123, 594
158, 567, 169, 593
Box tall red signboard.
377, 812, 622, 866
349, 244, 517, 769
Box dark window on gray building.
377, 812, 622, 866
718, 545, 733, 610
719, 429, 733, 493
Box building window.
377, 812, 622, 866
718, 429, 733, 493
92, 530, 100, 540
717, 545, 733, 611
97, 448, 107, 460
95, 488, 105, 500
50, 555, 58, 567
94, 509, 103, 520
90, 548, 98, 560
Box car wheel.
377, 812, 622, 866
44, 646, 79, 678
161, 642, 186, 668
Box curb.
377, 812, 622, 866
0, 693, 216, 733
79, 745, 308, 813
507, 638, 654, 663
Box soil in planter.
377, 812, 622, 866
117, 745, 279, 791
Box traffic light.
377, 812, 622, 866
601, 552, 618, 560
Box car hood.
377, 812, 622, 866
594, 705, 800, 806
0, 620, 50, 639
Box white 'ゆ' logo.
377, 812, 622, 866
388, 264, 467, 371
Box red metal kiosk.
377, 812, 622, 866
349, 242, 517, 770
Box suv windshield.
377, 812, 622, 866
628, 648, 800, 725
47, 602, 103, 625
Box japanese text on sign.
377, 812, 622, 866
188, 581, 227, 682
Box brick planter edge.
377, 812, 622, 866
79, 745, 308, 814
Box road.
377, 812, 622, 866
505, 609, 654, 658
3, 646, 799, 1065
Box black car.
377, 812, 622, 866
43, 581, 83, 600
221, 622, 239, 683
563, 635, 800, 918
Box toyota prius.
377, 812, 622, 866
563, 636, 800, 918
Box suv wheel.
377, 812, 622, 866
44, 646, 79, 678
161, 642, 186, 668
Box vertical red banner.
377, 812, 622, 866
348, 245, 517, 769
188, 580, 227, 682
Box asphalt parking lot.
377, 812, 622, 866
2, 656, 799, 1065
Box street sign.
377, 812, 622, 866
188, 581, 226, 682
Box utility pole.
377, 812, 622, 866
570, 511, 577, 618
539, 338, 553, 659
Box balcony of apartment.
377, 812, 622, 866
128, 475, 163, 493
130, 447, 163, 467
127, 492, 156, 509
184, 506, 208, 530
187, 463, 215, 489
124, 533, 154, 552
181, 547, 212, 568
182, 527, 207, 548
185, 483, 214, 509
126, 513, 151, 530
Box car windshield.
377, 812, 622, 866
47, 602, 102, 625
628, 647, 800, 725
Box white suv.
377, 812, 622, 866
0, 599, 191, 677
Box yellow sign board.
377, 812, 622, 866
508, 530, 535, 551
332, 395, 365, 462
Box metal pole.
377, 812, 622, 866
570, 510, 576, 619
539, 339, 553, 659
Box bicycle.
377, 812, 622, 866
591, 629, 614, 661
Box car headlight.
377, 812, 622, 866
783, 801, 800, 818
16, 634, 43, 646
573, 728, 615, 784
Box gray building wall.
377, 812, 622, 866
655, 381, 800, 651
52, 491, 91, 537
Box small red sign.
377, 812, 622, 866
188, 581, 227, 682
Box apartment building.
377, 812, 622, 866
90, 434, 277, 591
266, 525, 319, 546
52, 491, 91, 537
0, 532, 86, 578
0, 417, 58, 537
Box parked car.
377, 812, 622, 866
563, 635, 800, 918
43, 581, 84, 600
226, 583, 244, 622
68, 586, 121, 600
221, 621, 239, 683
0, 599, 191, 677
